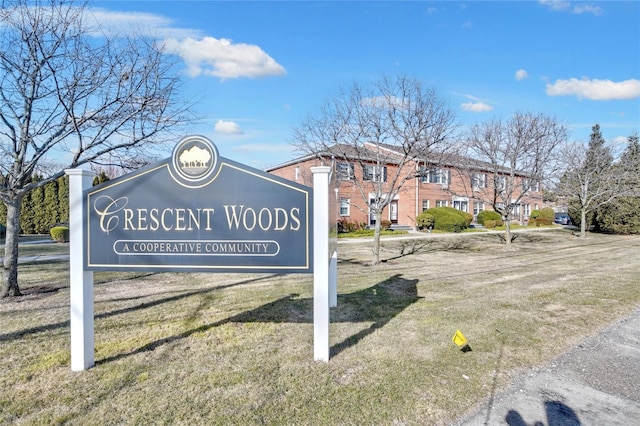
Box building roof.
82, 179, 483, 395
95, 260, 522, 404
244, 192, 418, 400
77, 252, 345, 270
267, 142, 529, 177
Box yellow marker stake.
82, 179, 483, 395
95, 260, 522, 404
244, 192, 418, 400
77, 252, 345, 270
452, 330, 468, 347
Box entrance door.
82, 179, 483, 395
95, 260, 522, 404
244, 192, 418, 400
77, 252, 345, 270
369, 198, 377, 226
390, 200, 398, 224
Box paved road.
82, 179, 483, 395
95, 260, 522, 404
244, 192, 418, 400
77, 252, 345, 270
455, 308, 640, 426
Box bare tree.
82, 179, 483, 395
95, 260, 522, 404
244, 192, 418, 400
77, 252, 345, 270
0, 0, 191, 297
455, 112, 568, 247
555, 125, 636, 238
292, 75, 457, 265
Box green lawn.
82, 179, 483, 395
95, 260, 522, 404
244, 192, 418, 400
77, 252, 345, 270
1, 230, 639, 425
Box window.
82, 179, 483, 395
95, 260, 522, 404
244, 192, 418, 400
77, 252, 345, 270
472, 173, 486, 189
522, 179, 540, 192
419, 166, 449, 185
422, 199, 430, 212
295, 167, 300, 181
435, 200, 448, 207
339, 198, 350, 216
495, 175, 507, 191
336, 162, 354, 180
523, 204, 531, 217
473, 202, 484, 216
429, 168, 449, 185
419, 165, 429, 183
453, 200, 468, 212
363, 165, 387, 182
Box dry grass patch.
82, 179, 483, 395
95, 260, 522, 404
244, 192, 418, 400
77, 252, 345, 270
1, 229, 639, 425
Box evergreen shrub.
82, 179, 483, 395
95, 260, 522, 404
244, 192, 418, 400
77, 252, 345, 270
415, 211, 434, 230
423, 207, 471, 233
476, 210, 502, 226
50, 226, 69, 243
529, 207, 555, 226
484, 220, 499, 229
594, 198, 640, 234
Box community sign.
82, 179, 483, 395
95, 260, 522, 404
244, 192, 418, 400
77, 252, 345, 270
84, 136, 313, 273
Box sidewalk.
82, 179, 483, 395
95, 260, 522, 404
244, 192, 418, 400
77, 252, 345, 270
14, 253, 70, 264
1, 239, 70, 264
456, 308, 640, 425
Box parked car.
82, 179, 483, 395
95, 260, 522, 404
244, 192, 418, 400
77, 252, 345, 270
554, 213, 571, 225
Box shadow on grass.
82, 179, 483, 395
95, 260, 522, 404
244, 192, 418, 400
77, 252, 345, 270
95, 273, 421, 365
329, 274, 421, 356
0, 273, 283, 343
381, 239, 440, 261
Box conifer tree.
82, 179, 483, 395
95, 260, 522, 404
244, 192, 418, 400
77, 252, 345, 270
20, 192, 34, 234
31, 177, 47, 234
57, 176, 69, 223
594, 134, 640, 234
44, 180, 61, 229
557, 125, 635, 237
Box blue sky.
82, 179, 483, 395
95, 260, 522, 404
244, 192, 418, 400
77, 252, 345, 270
92, 1, 640, 169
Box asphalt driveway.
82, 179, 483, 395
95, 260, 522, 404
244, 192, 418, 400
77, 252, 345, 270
456, 308, 640, 425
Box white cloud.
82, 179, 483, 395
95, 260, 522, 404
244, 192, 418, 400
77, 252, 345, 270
164, 37, 286, 79
546, 78, 640, 100
538, 0, 603, 15
539, 0, 571, 12
83, 8, 285, 80
572, 4, 603, 15
85, 8, 200, 39
515, 69, 529, 81
215, 120, 243, 135
461, 102, 493, 112
458, 94, 493, 112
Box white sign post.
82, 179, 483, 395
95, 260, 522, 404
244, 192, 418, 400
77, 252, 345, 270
65, 169, 96, 371
312, 166, 334, 362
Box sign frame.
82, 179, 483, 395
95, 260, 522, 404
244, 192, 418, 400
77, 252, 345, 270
66, 136, 336, 370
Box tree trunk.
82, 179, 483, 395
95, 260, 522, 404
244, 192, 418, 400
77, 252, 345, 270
2, 200, 22, 297
580, 208, 587, 238
504, 217, 513, 248
372, 210, 383, 265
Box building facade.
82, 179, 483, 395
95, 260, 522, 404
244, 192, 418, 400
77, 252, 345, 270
267, 144, 544, 229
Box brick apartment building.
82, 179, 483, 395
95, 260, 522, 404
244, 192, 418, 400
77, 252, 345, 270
267, 143, 544, 230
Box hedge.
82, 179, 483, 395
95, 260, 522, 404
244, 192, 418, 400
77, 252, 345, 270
50, 226, 69, 243
476, 210, 502, 226
529, 207, 555, 226
420, 207, 471, 233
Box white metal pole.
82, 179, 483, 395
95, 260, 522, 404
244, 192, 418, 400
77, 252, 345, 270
65, 169, 95, 371
311, 166, 331, 362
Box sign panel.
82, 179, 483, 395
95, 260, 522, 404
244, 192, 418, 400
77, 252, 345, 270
85, 136, 313, 272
